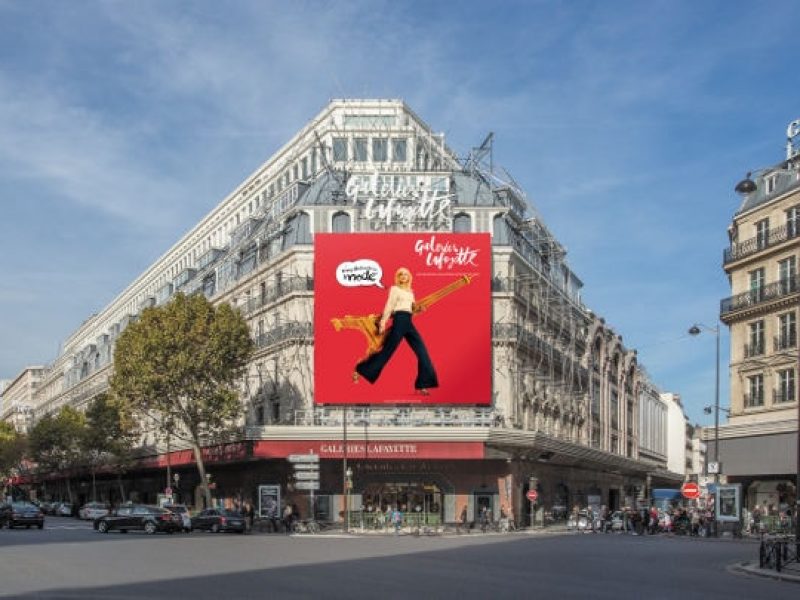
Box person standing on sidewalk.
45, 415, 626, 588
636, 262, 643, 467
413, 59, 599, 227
392, 506, 403, 535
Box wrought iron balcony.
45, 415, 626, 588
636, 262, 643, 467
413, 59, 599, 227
743, 341, 765, 358
774, 334, 797, 351
743, 393, 765, 408
724, 222, 800, 264
720, 276, 800, 317
773, 388, 795, 404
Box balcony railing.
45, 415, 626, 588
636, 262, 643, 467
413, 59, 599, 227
743, 393, 765, 408
743, 341, 765, 358
724, 222, 800, 264
253, 321, 313, 350
720, 276, 800, 317
774, 334, 797, 351
242, 276, 314, 316
773, 388, 796, 403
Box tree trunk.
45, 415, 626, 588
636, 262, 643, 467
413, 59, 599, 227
191, 441, 212, 508
66, 478, 73, 504
117, 473, 125, 504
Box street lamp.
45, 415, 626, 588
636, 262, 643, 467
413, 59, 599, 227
688, 324, 721, 481
345, 467, 353, 534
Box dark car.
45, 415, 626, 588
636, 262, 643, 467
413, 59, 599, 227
191, 508, 246, 533
94, 504, 182, 534
1, 502, 45, 529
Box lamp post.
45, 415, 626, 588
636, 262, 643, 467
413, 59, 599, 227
688, 324, 721, 482
342, 405, 349, 533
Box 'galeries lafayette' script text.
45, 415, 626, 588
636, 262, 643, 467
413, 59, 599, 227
414, 235, 479, 270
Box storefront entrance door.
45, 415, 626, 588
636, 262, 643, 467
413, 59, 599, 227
474, 493, 492, 522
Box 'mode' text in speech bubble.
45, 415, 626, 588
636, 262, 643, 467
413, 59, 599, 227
336, 260, 384, 288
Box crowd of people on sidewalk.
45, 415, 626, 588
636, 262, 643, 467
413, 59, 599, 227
570, 504, 718, 536
569, 502, 795, 537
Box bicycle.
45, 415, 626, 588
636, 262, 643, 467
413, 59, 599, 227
291, 519, 321, 534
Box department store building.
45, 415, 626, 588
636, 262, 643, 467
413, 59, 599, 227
13, 100, 681, 524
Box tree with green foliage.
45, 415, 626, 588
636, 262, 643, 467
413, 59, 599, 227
0, 422, 27, 497
28, 406, 86, 504
83, 393, 138, 502
111, 292, 254, 508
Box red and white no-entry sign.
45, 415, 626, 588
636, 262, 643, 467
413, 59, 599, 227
680, 482, 701, 500
526, 490, 538, 502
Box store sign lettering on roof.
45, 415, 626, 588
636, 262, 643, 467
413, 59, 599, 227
345, 172, 452, 228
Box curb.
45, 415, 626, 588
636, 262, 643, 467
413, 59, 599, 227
732, 561, 800, 584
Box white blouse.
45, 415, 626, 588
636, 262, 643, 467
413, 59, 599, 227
381, 285, 415, 322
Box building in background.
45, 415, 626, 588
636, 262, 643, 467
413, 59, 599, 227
0, 368, 41, 433
3, 100, 682, 519
717, 118, 800, 515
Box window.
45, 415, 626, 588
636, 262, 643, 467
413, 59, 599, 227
332, 211, 351, 233
766, 174, 778, 195
392, 138, 407, 162
747, 320, 764, 357
776, 369, 795, 403
354, 138, 368, 162
746, 374, 764, 407
755, 218, 769, 249
787, 205, 800, 238
749, 268, 765, 302
332, 138, 348, 162
778, 312, 797, 350
779, 256, 796, 293
372, 138, 388, 162
301, 157, 308, 179
453, 213, 472, 233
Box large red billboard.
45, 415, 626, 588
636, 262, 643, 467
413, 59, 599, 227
314, 233, 491, 405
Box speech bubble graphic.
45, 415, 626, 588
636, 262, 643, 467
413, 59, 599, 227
336, 259, 384, 289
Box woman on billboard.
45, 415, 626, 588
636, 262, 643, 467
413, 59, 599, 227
355, 267, 438, 394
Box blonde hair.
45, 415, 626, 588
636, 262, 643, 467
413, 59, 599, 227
394, 267, 412, 288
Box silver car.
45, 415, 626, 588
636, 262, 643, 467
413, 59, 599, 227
79, 502, 110, 520
165, 504, 192, 532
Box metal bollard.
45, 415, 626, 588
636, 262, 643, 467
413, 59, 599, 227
776, 542, 782, 572
759, 541, 766, 568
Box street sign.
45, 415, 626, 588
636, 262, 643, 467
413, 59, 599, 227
292, 463, 320, 471
293, 471, 320, 481
681, 482, 701, 500
526, 490, 538, 502
707, 461, 721, 475
287, 454, 320, 463
294, 481, 320, 490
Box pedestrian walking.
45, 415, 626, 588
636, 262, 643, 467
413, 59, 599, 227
283, 503, 293, 534
457, 506, 468, 534
391, 506, 403, 535
244, 501, 254, 534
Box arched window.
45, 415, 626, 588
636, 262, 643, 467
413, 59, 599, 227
493, 214, 509, 244
453, 213, 472, 233
332, 211, 351, 233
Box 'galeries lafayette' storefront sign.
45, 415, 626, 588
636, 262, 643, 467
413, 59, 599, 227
254, 440, 484, 460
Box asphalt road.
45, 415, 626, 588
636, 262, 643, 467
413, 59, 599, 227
0, 519, 796, 599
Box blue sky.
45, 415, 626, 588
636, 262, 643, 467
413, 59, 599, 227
1, 0, 798, 425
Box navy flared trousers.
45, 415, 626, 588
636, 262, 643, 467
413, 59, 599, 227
355, 311, 438, 389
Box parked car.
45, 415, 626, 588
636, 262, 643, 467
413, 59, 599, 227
190, 508, 246, 533
56, 502, 74, 517
79, 502, 110, 520
0, 501, 45, 529
94, 504, 182, 534
164, 504, 192, 532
